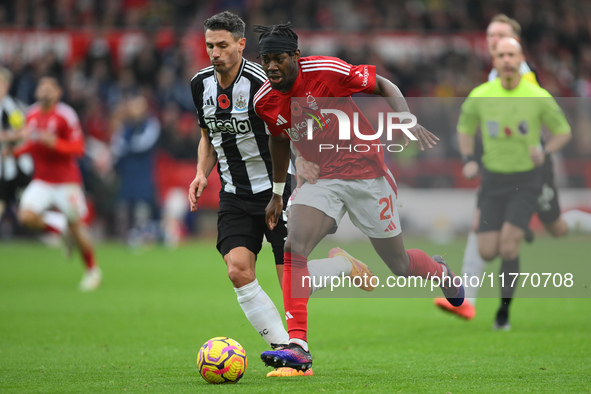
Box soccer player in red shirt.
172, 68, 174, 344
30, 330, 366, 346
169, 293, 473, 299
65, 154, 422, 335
253, 23, 464, 371
15, 75, 101, 292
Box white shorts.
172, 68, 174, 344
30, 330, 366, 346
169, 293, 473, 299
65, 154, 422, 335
163, 187, 189, 220
291, 176, 401, 238
20, 179, 88, 222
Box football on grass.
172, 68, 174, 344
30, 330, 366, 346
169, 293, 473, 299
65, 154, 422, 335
197, 337, 247, 384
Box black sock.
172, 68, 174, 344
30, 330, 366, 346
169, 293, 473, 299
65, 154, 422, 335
497, 257, 519, 324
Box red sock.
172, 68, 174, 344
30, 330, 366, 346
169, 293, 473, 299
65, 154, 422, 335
283, 252, 310, 342
406, 249, 444, 278
81, 249, 96, 270
44, 224, 62, 235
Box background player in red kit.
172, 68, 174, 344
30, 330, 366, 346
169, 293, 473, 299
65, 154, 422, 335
15, 75, 101, 292
253, 23, 465, 372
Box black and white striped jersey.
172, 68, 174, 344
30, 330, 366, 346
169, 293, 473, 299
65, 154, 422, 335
191, 58, 274, 196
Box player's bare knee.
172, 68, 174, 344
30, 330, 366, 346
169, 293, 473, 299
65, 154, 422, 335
284, 235, 311, 257
499, 242, 520, 260
546, 220, 568, 238
227, 263, 255, 288
18, 210, 39, 228
478, 246, 497, 262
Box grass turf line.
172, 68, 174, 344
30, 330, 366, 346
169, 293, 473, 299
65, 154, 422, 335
0, 238, 589, 392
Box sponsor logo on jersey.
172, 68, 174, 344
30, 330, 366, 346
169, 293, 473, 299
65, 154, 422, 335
204, 116, 253, 134
205, 96, 215, 107
276, 114, 287, 126
355, 66, 370, 87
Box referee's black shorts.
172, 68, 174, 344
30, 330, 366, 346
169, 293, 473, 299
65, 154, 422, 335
216, 188, 289, 265
477, 168, 542, 233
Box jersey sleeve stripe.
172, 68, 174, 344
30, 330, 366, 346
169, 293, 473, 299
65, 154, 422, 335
56, 103, 81, 128
254, 80, 271, 100
191, 66, 214, 81
245, 63, 266, 76
301, 66, 350, 76
300, 59, 351, 68
244, 69, 267, 83
244, 64, 268, 82
253, 84, 272, 107
301, 61, 350, 73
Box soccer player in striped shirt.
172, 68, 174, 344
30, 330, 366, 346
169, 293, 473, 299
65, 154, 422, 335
253, 22, 465, 372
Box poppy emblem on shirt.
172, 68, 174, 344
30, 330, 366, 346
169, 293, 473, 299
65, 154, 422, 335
291, 101, 302, 117
218, 94, 230, 109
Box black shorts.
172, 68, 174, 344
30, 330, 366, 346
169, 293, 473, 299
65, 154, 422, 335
535, 154, 561, 224
0, 162, 32, 204
216, 189, 289, 265
477, 169, 542, 233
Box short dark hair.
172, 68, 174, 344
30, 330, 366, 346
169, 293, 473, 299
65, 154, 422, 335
203, 11, 245, 39
253, 22, 298, 43
490, 14, 522, 38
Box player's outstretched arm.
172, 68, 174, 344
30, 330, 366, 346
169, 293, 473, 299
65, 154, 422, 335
266, 133, 291, 230
189, 128, 217, 212
372, 75, 439, 151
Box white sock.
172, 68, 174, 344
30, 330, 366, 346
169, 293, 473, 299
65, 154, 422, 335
42, 211, 68, 234
562, 209, 591, 233
234, 279, 288, 347
307, 256, 352, 294
289, 338, 309, 352
461, 232, 486, 305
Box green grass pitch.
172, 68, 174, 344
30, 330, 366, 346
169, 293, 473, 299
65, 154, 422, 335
1, 236, 590, 392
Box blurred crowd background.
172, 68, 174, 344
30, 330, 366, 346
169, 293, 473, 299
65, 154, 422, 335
1, 0, 590, 244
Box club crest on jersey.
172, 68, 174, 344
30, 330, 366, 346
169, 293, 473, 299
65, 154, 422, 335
234, 94, 248, 111
218, 94, 230, 109
306, 92, 319, 110
487, 120, 499, 137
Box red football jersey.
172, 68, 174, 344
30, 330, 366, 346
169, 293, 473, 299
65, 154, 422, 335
254, 55, 387, 180
19, 102, 85, 184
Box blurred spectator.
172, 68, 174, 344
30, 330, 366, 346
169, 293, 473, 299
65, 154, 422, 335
156, 101, 200, 247
0, 0, 590, 241
110, 94, 161, 246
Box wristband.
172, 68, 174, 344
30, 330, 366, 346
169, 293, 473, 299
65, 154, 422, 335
462, 155, 476, 165
272, 182, 286, 196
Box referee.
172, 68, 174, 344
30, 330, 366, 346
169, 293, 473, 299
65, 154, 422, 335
456, 37, 572, 330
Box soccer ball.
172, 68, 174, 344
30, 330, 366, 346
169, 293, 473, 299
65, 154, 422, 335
197, 337, 247, 384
